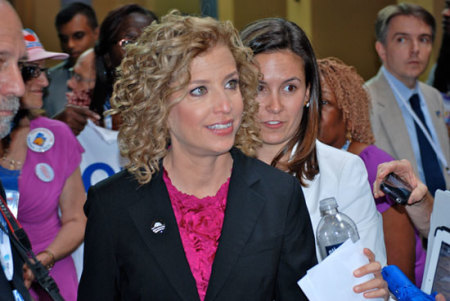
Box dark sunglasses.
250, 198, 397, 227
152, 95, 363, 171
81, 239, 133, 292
19, 63, 48, 82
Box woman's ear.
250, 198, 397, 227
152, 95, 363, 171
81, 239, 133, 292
305, 84, 311, 107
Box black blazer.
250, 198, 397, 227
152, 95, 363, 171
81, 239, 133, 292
0, 182, 31, 301
78, 148, 317, 300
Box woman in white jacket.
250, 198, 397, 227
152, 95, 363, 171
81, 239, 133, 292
241, 18, 388, 300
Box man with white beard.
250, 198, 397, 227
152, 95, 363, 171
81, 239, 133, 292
0, 1, 32, 300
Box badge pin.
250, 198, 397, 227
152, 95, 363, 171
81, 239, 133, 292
27, 128, 55, 153
35, 163, 54, 182
151, 220, 166, 234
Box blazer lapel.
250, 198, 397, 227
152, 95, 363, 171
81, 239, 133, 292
127, 170, 200, 301
205, 149, 266, 301
375, 73, 417, 169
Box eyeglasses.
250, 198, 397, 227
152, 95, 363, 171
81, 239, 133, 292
118, 38, 136, 50
69, 67, 96, 84
20, 63, 48, 82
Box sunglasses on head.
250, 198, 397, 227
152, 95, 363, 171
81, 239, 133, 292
19, 63, 48, 82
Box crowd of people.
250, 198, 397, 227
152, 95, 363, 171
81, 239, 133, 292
0, 0, 448, 300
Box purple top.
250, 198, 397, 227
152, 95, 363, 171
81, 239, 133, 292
359, 145, 426, 286
18, 116, 84, 300
163, 169, 229, 301
359, 145, 396, 213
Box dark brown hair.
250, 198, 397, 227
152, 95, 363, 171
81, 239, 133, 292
241, 18, 320, 186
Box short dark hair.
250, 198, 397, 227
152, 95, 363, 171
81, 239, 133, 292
240, 18, 320, 185
55, 2, 98, 31
375, 2, 436, 44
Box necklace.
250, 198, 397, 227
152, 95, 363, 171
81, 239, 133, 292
1, 156, 23, 170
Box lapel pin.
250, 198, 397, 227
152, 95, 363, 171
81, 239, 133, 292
151, 219, 166, 234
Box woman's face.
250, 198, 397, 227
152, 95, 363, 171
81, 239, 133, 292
167, 43, 243, 157
21, 59, 48, 110
318, 77, 347, 148
255, 49, 310, 151
110, 12, 152, 68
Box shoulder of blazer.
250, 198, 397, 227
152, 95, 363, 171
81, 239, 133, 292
90, 169, 142, 193
315, 140, 366, 178
86, 168, 164, 213
366, 71, 394, 107
365, 69, 384, 92
230, 147, 299, 189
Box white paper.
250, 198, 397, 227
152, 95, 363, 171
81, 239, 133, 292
298, 239, 384, 301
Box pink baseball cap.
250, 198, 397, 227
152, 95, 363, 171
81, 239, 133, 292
23, 28, 69, 62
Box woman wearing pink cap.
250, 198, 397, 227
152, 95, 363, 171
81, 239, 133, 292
0, 28, 86, 300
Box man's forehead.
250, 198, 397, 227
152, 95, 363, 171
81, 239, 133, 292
388, 15, 432, 35
77, 50, 95, 65
0, 1, 25, 52
0, 1, 20, 24
0, 26, 25, 56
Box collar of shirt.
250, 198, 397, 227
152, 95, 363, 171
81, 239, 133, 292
381, 66, 447, 183
381, 66, 420, 108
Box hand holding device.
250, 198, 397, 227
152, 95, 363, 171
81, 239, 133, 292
380, 173, 412, 205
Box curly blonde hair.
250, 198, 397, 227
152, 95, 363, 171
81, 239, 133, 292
110, 11, 261, 184
317, 57, 375, 145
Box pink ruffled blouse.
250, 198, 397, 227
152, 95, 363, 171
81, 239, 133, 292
163, 169, 229, 301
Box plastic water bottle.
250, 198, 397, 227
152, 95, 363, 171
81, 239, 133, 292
316, 197, 359, 260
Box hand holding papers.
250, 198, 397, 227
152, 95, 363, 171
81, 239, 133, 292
298, 239, 384, 301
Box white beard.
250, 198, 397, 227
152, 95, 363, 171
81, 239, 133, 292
0, 96, 20, 138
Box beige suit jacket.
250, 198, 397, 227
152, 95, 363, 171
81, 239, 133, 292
366, 69, 450, 189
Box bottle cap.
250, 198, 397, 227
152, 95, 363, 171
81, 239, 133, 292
319, 197, 338, 211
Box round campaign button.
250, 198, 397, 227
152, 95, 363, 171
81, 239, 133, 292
27, 128, 55, 153
35, 163, 54, 182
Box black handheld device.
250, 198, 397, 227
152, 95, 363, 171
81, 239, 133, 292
380, 173, 412, 205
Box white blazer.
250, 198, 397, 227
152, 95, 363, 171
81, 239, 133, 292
303, 141, 387, 265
